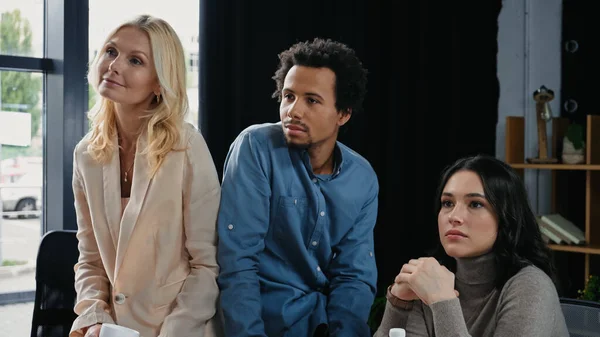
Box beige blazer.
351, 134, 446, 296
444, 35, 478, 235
69, 124, 222, 337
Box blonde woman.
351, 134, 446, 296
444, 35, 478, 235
69, 15, 222, 337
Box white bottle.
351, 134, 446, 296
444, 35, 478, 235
389, 328, 406, 337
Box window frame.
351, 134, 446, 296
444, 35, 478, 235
0, 0, 89, 305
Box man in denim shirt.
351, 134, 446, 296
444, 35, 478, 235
217, 38, 379, 337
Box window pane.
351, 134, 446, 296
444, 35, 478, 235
0, 1, 44, 58
88, 1, 200, 127
0, 71, 43, 300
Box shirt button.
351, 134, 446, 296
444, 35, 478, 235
227, 224, 234, 230
312, 241, 318, 246
317, 266, 321, 272
114, 293, 126, 304
312, 178, 318, 183
320, 211, 325, 217
370, 251, 373, 257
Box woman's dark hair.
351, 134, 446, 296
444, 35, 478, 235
272, 37, 368, 115
433, 154, 557, 289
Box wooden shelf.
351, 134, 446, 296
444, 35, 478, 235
505, 115, 600, 290
549, 244, 600, 255
509, 163, 600, 170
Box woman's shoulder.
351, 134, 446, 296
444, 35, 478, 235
500, 265, 560, 303
507, 265, 554, 286
73, 132, 93, 158
180, 123, 209, 151
180, 123, 217, 169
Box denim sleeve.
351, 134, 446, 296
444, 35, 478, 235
216, 132, 270, 337
326, 176, 379, 337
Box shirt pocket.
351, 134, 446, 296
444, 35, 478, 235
272, 196, 309, 242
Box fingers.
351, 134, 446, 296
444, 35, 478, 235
395, 272, 410, 284
394, 264, 417, 283
394, 268, 407, 283
400, 263, 417, 274
408, 259, 420, 266
411, 257, 439, 266
84, 331, 97, 337
84, 324, 101, 337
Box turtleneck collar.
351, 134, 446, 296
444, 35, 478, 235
455, 252, 497, 286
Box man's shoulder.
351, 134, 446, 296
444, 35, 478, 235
337, 142, 377, 178
227, 123, 286, 164
236, 122, 283, 146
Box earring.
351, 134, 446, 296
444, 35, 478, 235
155, 93, 161, 104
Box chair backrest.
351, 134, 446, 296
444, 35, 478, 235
30, 230, 79, 337
560, 297, 600, 337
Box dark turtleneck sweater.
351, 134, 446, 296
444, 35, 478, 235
374, 253, 568, 337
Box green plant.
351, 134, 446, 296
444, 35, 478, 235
368, 296, 386, 334
578, 274, 600, 302
566, 122, 585, 150
1, 260, 27, 267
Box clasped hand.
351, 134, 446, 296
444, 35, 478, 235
390, 257, 459, 305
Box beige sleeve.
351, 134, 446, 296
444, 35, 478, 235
69, 146, 115, 337
158, 131, 223, 337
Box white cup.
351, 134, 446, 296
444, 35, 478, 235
389, 328, 406, 337
98, 323, 140, 337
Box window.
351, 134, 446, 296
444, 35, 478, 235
0, 0, 88, 335
88, 0, 200, 127
0, 1, 44, 58
0, 3, 45, 335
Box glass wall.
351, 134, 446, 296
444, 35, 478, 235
0, 1, 44, 58
0, 1, 45, 335
0, 3, 44, 293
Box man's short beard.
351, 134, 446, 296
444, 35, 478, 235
285, 137, 312, 150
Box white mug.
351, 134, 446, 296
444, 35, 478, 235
98, 323, 140, 337
389, 328, 406, 337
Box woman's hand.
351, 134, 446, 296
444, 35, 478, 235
391, 263, 419, 301
83, 324, 102, 337
395, 257, 458, 305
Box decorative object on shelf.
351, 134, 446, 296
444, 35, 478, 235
527, 85, 559, 163
562, 122, 585, 164
578, 275, 600, 302
505, 114, 600, 287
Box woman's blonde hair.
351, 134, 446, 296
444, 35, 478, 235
86, 14, 188, 177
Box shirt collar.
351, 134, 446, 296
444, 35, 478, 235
297, 143, 344, 180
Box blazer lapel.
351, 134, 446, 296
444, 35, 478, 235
103, 135, 121, 251
114, 132, 152, 280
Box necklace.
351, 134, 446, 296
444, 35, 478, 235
123, 160, 134, 183
119, 145, 136, 183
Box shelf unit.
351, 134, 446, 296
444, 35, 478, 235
505, 114, 600, 286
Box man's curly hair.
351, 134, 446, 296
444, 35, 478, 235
272, 38, 368, 115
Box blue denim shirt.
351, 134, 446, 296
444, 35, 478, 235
217, 123, 378, 337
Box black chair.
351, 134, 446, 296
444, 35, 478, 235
30, 230, 79, 337
560, 297, 600, 337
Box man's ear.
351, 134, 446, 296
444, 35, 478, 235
338, 108, 352, 126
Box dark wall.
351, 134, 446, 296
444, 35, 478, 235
557, 0, 600, 298
199, 0, 502, 295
